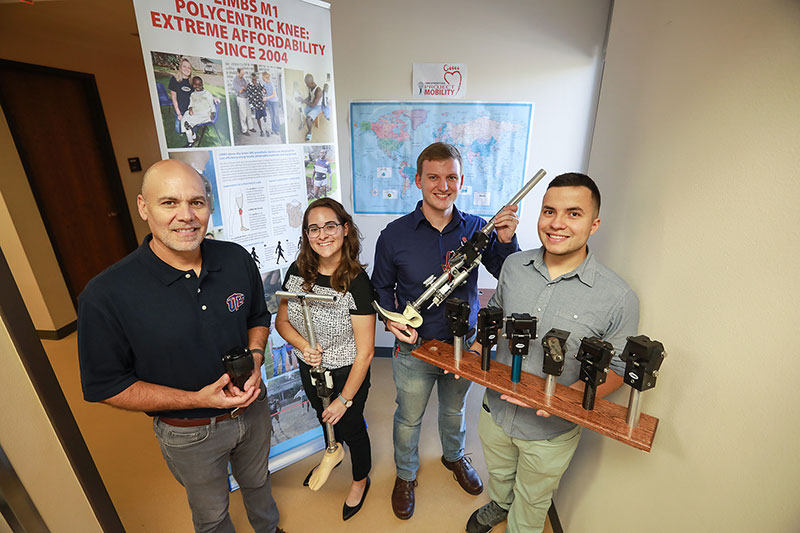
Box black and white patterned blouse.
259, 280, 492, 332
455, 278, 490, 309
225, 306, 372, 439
282, 262, 376, 369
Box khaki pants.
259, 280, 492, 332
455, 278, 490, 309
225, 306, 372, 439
478, 403, 581, 533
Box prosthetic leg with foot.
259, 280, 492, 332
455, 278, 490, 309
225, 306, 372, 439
275, 290, 343, 491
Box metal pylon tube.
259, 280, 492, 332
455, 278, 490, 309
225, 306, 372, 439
626, 387, 642, 428
453, 335, 463, 371
544, 374, 556, 398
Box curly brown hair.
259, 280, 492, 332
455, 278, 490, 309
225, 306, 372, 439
296, 198, 365, 293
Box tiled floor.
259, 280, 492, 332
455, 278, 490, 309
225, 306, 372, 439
43, 333, 554, 532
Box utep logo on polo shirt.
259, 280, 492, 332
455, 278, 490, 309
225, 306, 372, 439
226, 293, 245, 312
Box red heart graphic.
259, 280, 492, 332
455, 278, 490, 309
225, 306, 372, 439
443, 71, 462, 94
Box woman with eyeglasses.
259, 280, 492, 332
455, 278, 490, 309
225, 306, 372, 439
275, 198, 376, 521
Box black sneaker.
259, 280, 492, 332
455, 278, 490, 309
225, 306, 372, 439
466, 501, 508, 533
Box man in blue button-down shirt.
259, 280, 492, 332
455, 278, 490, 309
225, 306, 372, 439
372, 142, 521, 519
465, 173, 639, 533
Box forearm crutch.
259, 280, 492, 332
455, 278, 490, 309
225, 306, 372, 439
276, 290, 343, 490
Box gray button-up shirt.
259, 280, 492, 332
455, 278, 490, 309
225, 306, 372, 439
485, 247, 639, 441
232, 74, 247, 95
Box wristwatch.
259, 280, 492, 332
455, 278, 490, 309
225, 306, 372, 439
337, 394, 353, 408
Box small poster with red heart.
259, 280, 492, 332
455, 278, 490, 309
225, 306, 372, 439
412, 63, 467, 99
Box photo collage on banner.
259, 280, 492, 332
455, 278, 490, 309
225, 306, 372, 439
133, 0, 340, 476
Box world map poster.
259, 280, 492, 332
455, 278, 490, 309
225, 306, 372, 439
350, 102, 534, 215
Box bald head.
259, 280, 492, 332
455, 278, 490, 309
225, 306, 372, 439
141, 159, 205, 200
137, 159, 210, 259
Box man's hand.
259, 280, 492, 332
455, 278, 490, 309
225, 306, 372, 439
197, 374, 259, 409
229, 353, 264, 398
500, 393, 550, 417
493, 205, 519, 243
322, 399, 347, 425
386, 319, 418, 343
302, 343, 323, 366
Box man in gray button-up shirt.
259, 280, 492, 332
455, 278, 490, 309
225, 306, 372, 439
466, 173, 639, 533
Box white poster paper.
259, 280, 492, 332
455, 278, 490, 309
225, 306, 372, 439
412, 62, 467, 98
132, 0, 339, 474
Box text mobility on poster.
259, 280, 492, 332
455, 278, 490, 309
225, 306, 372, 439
412, 62, 467, 99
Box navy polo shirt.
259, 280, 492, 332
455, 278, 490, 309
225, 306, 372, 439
372, 201, 519, 340
78, 235, 269, 419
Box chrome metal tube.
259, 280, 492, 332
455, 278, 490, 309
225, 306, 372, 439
481, 169, 547, 235
453, 335, 463, 371
626, 388, 642, 428
544, 374, 557, 398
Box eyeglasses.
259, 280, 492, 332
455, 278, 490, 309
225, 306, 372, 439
306, 221, 342, 238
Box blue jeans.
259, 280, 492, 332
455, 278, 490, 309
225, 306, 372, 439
265, 99, 280, 133
153, 388, 279, 533
392, 338, 473, 481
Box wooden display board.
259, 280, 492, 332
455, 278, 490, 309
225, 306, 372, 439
412, 340, 658, 452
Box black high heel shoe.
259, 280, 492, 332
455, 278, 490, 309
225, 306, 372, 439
342, 477, 370, 521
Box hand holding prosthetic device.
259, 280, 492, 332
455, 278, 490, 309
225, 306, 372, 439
576, 337, 615, 410
541, 328, 570, 399
620, 335, 666, 428
275, 290, 344, 490
504, 313, 537, 383
476, 306, 503, 371
372, 169, 547, 330
222, 347, 255, 391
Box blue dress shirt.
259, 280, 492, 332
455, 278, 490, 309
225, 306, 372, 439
372, 201, 519, 340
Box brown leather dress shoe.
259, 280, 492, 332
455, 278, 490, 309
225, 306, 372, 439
391, 476, 417, 520
441, 455, 484, 495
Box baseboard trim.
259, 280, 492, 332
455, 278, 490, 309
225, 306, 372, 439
36, 320, 77, 340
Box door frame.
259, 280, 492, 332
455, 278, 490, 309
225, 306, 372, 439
0, 246, 123, 532
0, 59, 139, 309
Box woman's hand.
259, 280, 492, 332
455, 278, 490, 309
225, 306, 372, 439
302, 343, 323, 367
322, 398, 347, 425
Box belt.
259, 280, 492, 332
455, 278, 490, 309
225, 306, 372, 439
159, 407, 244, 427
420, 338, 454, 345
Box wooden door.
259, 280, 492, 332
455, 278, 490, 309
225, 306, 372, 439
0, 60, 138, 308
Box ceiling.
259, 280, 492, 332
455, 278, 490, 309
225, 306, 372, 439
0, 0, 140, 51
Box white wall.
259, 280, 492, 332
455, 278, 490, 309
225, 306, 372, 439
0, 318, 102, 532
329, 0, 613, 347
555, 1, 800, 531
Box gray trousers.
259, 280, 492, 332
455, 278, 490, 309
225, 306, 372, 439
153, 389, 279, 532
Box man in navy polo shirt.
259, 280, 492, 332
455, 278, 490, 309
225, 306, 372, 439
78, 159, 284, 533
372, 142, 520, 519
